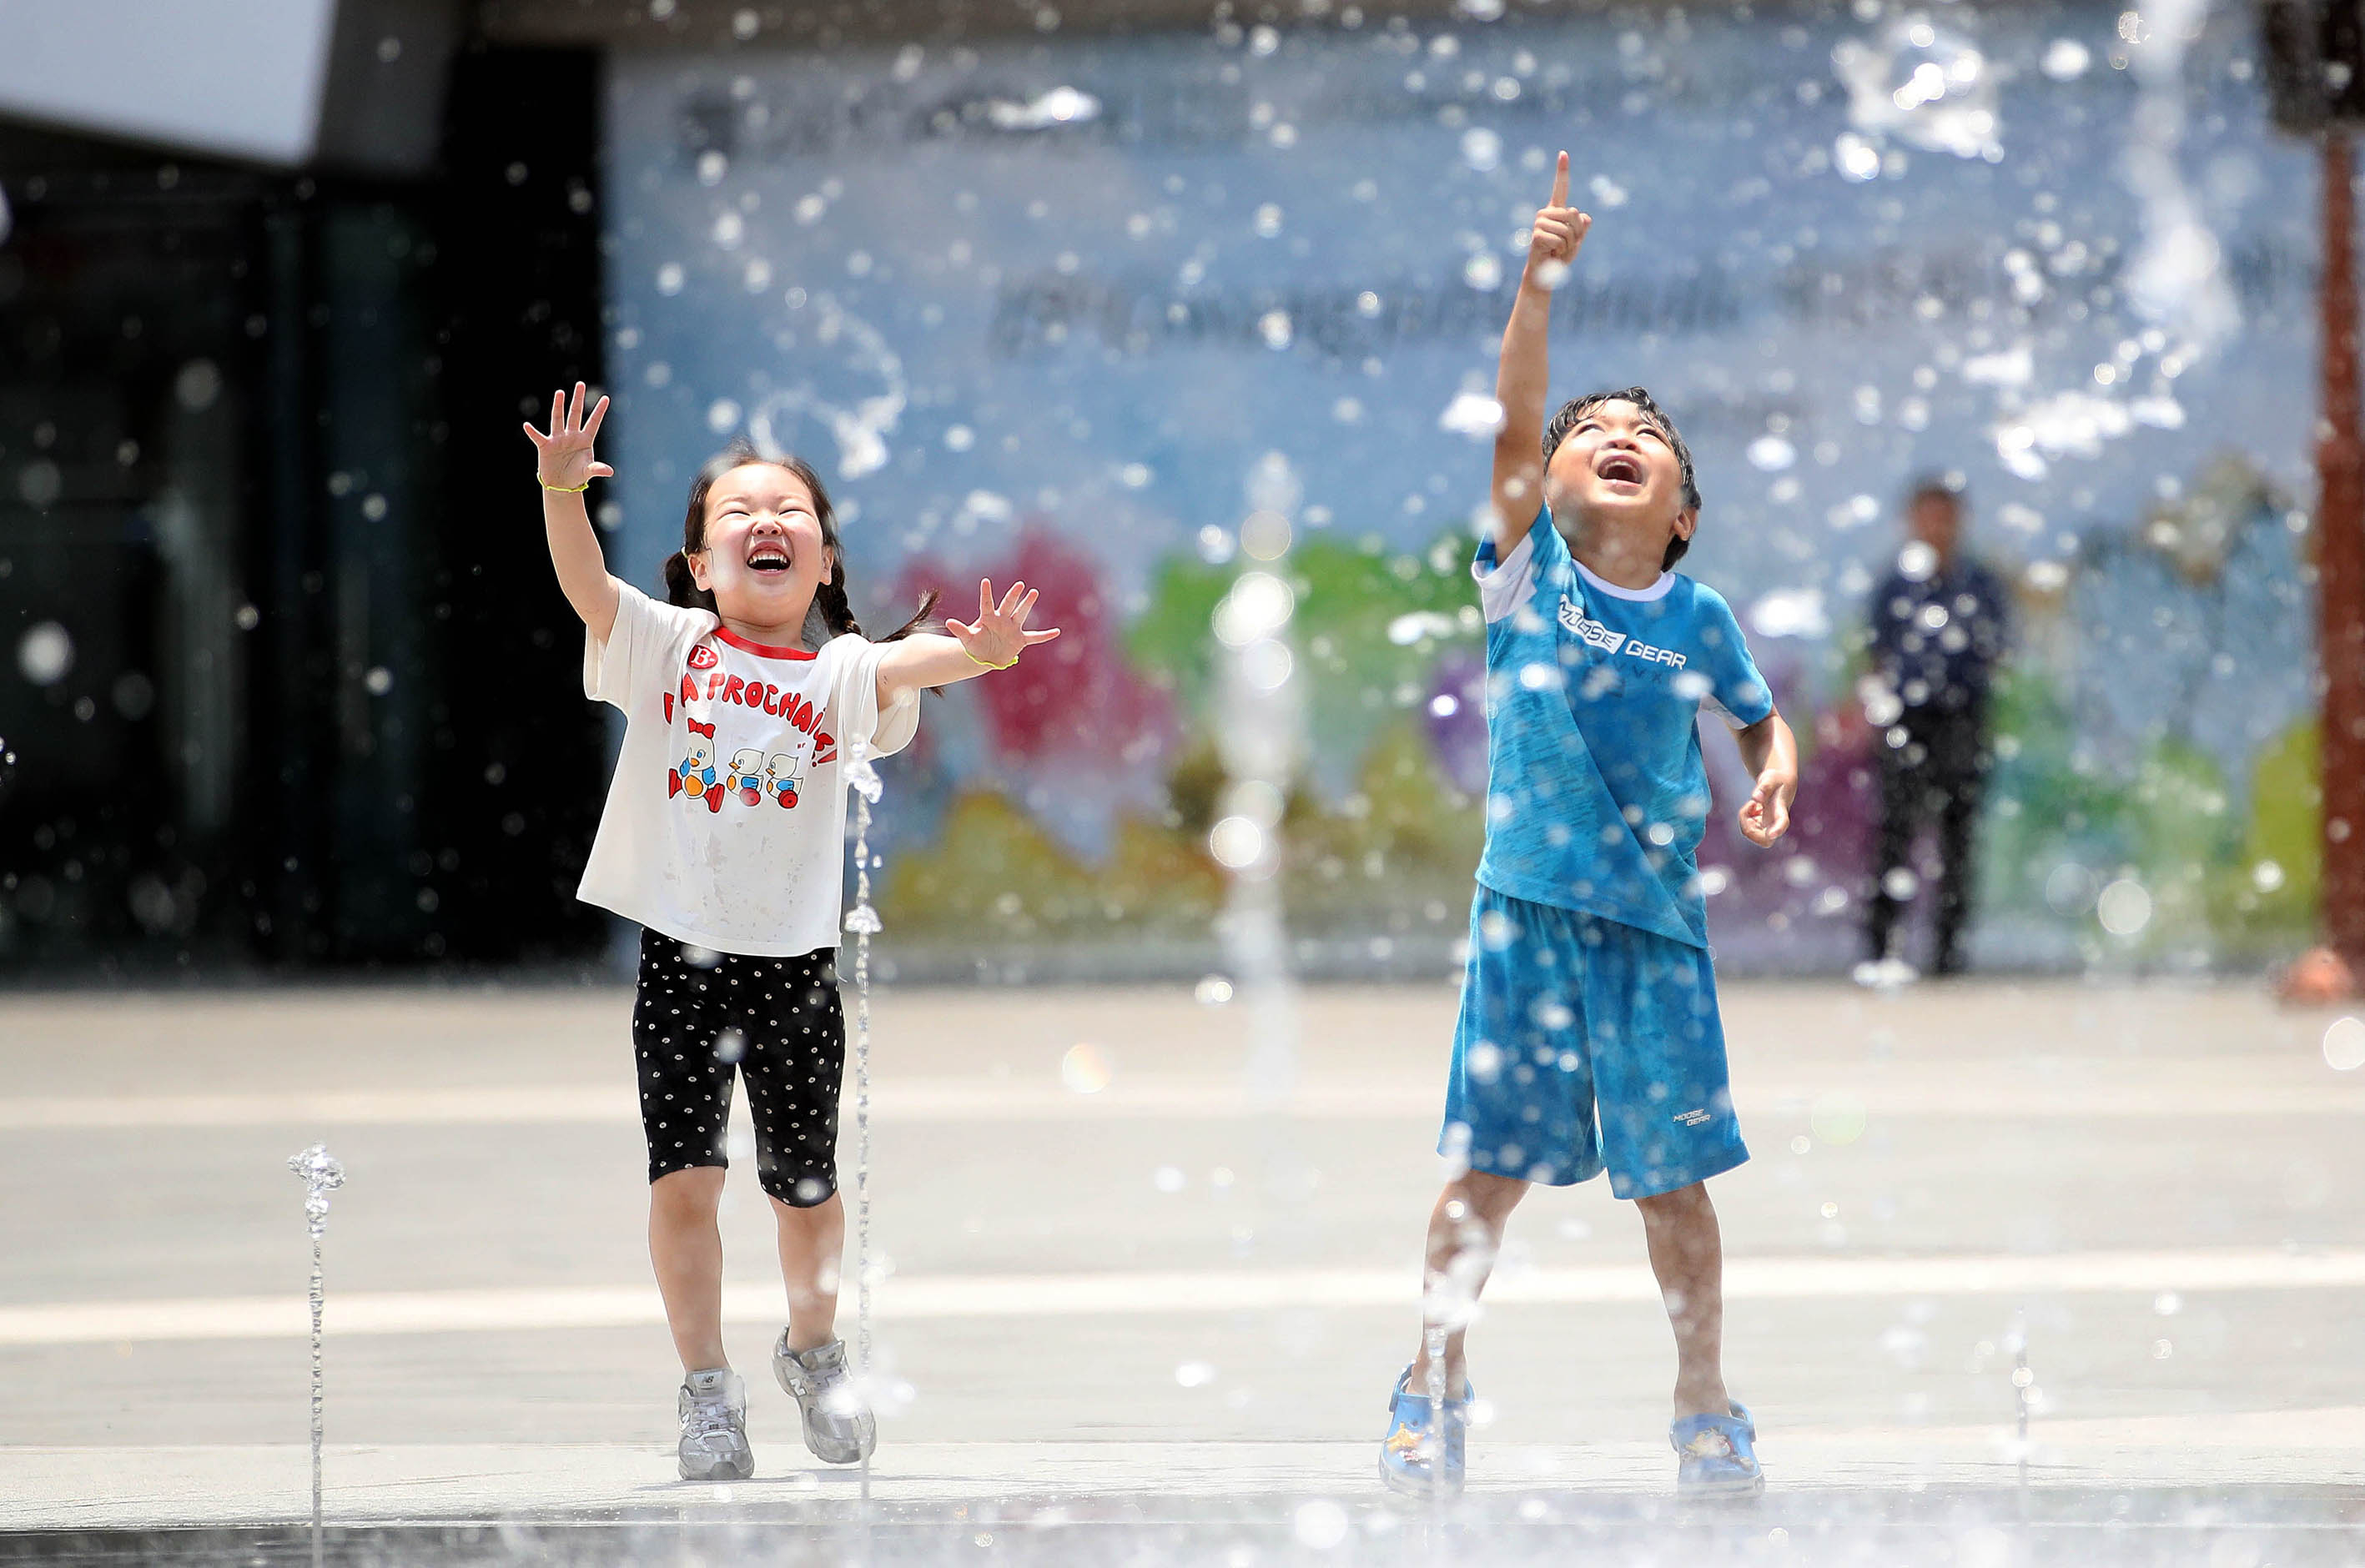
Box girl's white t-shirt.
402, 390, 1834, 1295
576, 579, 918, 958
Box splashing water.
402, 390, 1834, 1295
747, 299, 907, 480
842, 744, 883, 1523
2121, 0, 2239, 353
1831, 14, 2003, 163
285, 1144, 345, 1568
1209, 455, 1319, 1521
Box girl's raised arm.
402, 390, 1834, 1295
873, 578, 1060, 709
1489, 152, 1591, 555
524, 383, 621, 643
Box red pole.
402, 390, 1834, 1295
2320, 129, 2365, 972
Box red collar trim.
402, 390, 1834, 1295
712, 625, 817, 661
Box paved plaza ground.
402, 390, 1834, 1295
2, 977, 2362, 1562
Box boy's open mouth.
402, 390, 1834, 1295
747, 539, 792, 574
1595, 452, 1646, 487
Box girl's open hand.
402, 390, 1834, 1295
1525, 152, 1592, 289
948, 579, 1061, 669
1738, 769, 1795, 848
524, 383, 614, 490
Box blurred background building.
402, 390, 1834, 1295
0, 0, 2337, 980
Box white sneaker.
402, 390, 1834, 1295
772, 1334, 876, 1464
677, 1367, 753, 1481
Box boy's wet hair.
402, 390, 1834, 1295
1542, 386, 1701, 570
665, 439, 938, 646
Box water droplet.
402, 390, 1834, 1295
1061, 1042, 1112, 1093
176, 359, 222, 412
1212, 573, 1295, 646
1153, 1165, 1188, 1193
1834, 132, 1883, 182
1292, 1500, 1350, 1550
2324, 1017, 2365, 1073
17, 460, 61, 507
363, 666, 393, 696
1209, 816, 1268, 869
1175, 1359, 1217, 1388
1460, 126, 1502, 171
2041, 38, 2091, 79
1240, 511, 1291, 560
17, 621, 71, 685
2096, 879, 2153, 937
1438, 391, 1505, 440
1810, 1093, 1868, 1146
1746, 435, 1796, 472
1194, 975, 1234, 1005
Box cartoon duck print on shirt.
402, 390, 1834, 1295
727, 747, 766, 807
762, 751, 800, 809
669, 720, 723, 813
663, 640, 833, 815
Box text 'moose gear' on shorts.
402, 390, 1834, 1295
632, 930, 847, 1206
1443, 887, 1748, 1199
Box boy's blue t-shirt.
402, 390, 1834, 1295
1472, 510, 1774, 948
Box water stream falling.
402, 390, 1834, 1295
2005, 1309, 2037, 1514
284, 1143, 345, 1568
843, 742, 884, 1532
1206, 457, 1330, 1533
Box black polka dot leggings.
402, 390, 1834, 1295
632, 930, 846, 1208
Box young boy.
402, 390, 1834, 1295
1379, 153, 1799, 1500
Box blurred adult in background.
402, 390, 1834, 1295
1863, 480, 2011, 977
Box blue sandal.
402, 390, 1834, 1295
1377, 1365, 1471, 1499
1671, 1400, 1764, 1497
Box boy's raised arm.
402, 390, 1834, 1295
1489, 152, 1591, 556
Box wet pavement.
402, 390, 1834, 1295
1, 979, 2361, 1562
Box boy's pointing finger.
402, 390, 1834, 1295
1548, 150, 1569, 209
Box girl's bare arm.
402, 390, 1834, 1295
524, 383, 621, 642
873, 578, 1061, 706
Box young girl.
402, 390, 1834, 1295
525, 384, 1059, 1481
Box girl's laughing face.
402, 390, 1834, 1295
688, 463, 830, 622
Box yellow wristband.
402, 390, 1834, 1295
540, 477, 591, 494
964, 646, 1019, 671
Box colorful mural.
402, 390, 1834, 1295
604, 8, 2325, 972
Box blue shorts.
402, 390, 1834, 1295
1441, 886, 1748, 1199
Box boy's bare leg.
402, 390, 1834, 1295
1635, 1180, 1733, 1421
1406, 1170, 1530, 1399
772, 1190, 845, 1352
648, 1167, 730, 1371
